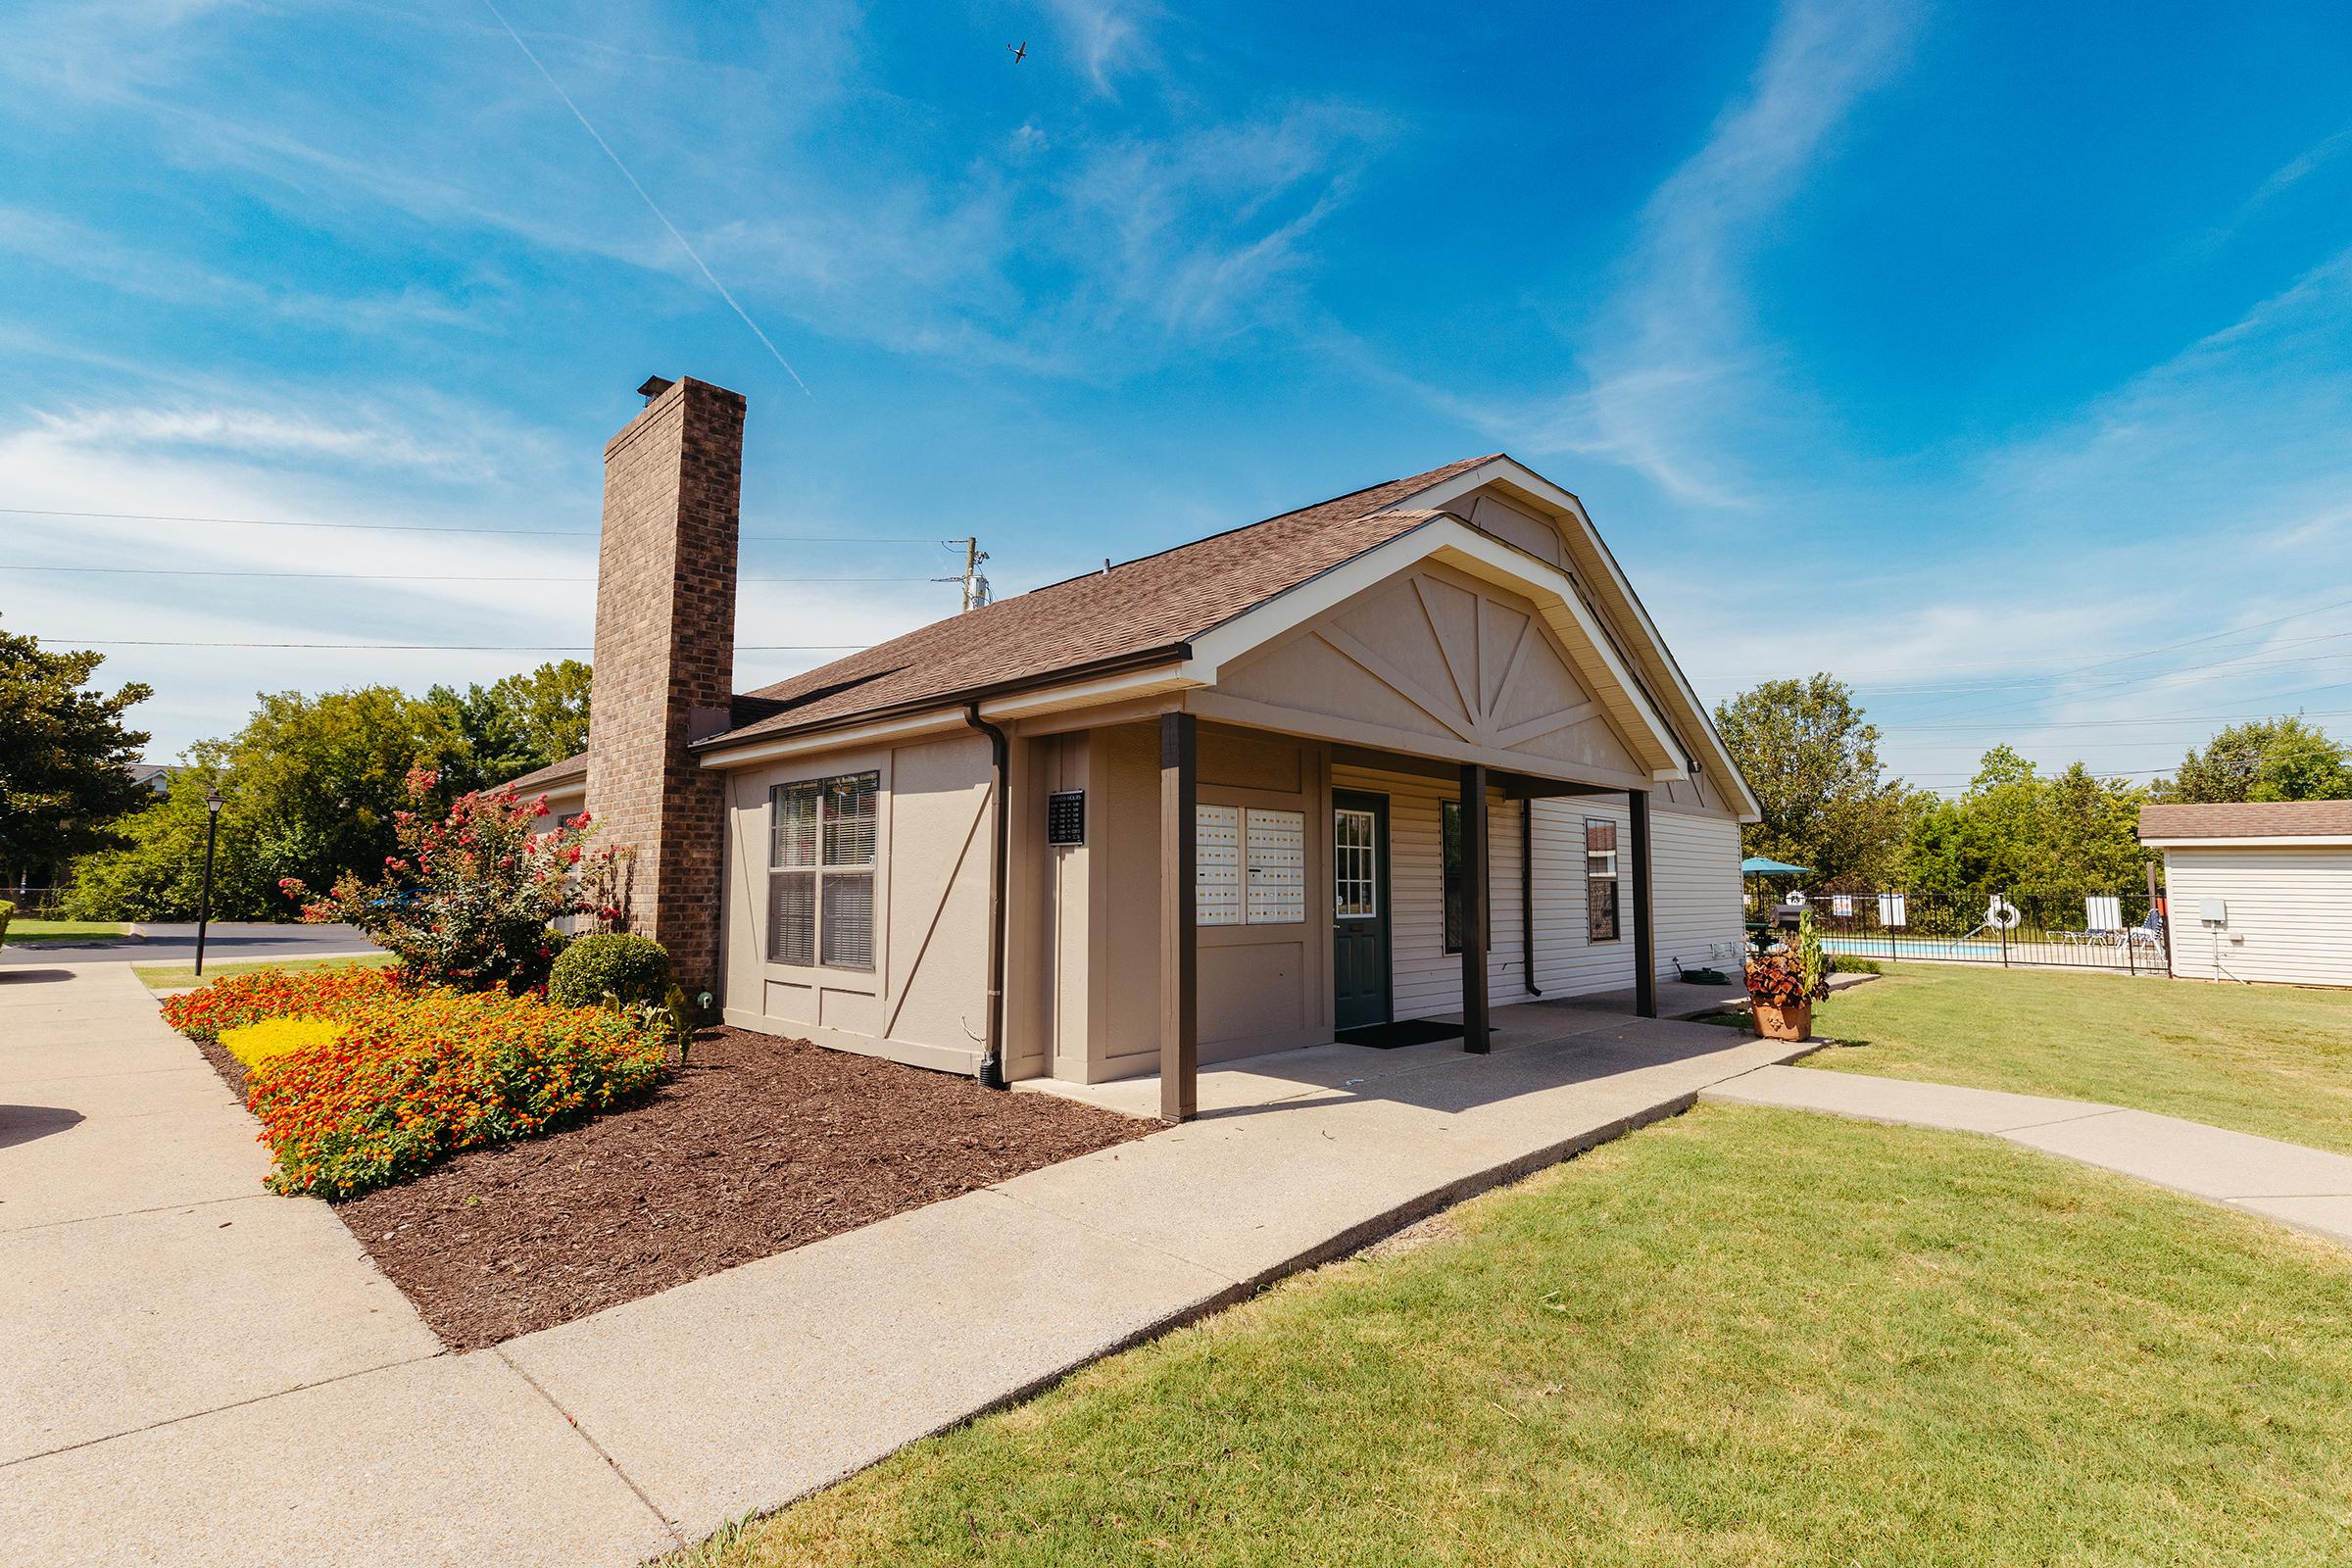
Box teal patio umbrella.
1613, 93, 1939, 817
1740, 857, 1812, 875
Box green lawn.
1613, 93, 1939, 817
1, 915, 131, 945
1810, 966, 2352, 1154
678, 1106, 2352, 1568
132, 952, 397, 990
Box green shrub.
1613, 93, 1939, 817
548, 932, 672, 1009
1832, 956, 1883, 975
0, 899, 12, 948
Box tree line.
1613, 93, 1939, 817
1716, 674, 2352, 916
9, 620, 2350, 927
1, 615, 588, 921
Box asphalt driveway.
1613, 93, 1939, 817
0, 923, 378, 969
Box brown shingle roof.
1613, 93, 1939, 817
2138, 800, 2352, 840
702, 455, 1501, 748
505, 751, 588, 792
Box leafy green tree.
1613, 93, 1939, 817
1902, 750, 2150, 920
0, 619, 153, 878
2155, 716, 2352, 804
65, 687, 462, 920
1713, 674, 1921, 886
425, 660, 592, 793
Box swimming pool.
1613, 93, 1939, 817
1820, 934, 2144, 968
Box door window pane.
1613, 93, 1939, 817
1334, 808, 1377, 917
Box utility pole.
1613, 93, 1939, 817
957, 537, 992, 612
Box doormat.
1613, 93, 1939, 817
1335, 1018, 1464, 1050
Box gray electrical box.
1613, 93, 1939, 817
2199, 896, 2228, 925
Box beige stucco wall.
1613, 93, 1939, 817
1008, 721, 1330, 1084
717, 730, 995, 1074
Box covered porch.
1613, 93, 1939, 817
1026, 986, 1772, 1125
1145, 710, 1683, 1122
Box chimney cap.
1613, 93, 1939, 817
636, 375, 676, 402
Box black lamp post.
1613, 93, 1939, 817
194, 786, 223, 978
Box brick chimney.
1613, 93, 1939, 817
584, 375, 745, 994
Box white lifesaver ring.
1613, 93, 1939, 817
1984, 897, 2022, 930
1783, 890, 1806, 907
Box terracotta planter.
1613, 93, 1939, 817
1750, 999, 1812, 1042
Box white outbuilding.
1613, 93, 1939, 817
2138, 801, 2352, 988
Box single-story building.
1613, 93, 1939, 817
2138, 801, 2352, 988
514, 375, 1761, 1118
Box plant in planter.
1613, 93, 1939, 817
1744, 910, 1830, 1041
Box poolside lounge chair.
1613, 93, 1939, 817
2057, 895, 2127, 947
2127, 910, 2166, 952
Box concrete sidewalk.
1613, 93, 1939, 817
1703, 1065, 2352, 1246
0, 963, 675, 1566
5, 961, 1805, 1564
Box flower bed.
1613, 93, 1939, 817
162, 964, 670, 1198
160, 964, 408, 1040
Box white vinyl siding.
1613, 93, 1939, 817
2159, 846, 2352, 987
1331, 766, 1745, 1015
1332, 764, 1527, 1020
1651, 810, 1744, 978
1530, 797, 1632, 998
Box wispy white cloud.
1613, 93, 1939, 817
1434, 0, 1920, 506
1044, 0, 1159, 97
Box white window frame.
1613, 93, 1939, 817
768, 770, 879, 971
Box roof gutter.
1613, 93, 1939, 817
962, 703, 1011, 1092
692, 643, 1193, 765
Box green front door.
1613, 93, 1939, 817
1332, 791, 1391, 1031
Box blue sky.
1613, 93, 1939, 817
4, 0, 2350, 793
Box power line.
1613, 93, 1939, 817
46, 639, 865, 651
5, 565, 942, 583
1894, 590, 2352, 724
0, 506, 959, 544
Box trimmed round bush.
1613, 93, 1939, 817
548, 932, 672, 1009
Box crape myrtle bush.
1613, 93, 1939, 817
281, 768, 615, 995
161, 963, 668, 1199
548, 931, 672, 1009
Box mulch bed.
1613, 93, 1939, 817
191, 1025, 1147, 1348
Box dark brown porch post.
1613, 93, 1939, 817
1159, 711, 1199, 1122
1461, 761, 1491, 1054
1629, 788, 1656, 1018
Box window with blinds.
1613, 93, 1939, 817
768, 771, 879, 969
1585, 818, 1619, 943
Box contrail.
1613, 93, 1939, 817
481, 0, 810, 395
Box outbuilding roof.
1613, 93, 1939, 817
2138, 800, 2352, 841
505, 752, 587, 792
698, 455, 1501, 749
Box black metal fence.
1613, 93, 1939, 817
1744, 888, 2170, 974
2, 884, 68, 915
